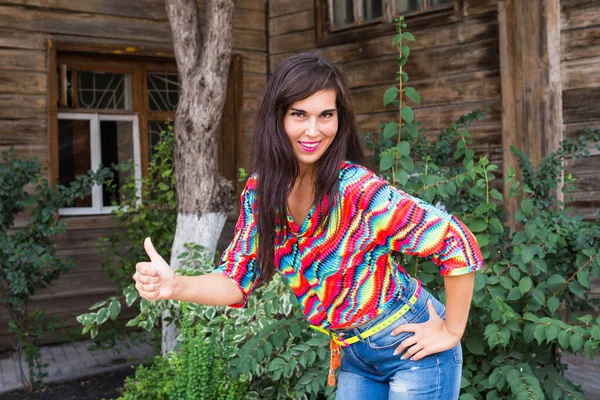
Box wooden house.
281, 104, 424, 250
1, 0, 599, 351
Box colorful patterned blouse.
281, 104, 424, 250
214, 160, 484, 330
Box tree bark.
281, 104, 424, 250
162, 0, 236, 354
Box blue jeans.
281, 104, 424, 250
332, 278, 463, 399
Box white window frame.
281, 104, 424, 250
58, 112, 142, 216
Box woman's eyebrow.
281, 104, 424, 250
289, 107, 337, 113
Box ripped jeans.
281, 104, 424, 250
332, 278, 463, 400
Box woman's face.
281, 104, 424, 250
283, 89, 339, 174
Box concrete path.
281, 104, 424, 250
0, 333, 153, 395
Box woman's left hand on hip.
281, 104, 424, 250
390, 299, 461, 361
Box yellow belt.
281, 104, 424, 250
309, 278, 422, 386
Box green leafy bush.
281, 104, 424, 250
117, 302, 247, 400
0, 147, 111, 390
369, 17, 600, 399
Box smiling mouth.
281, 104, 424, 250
298, 141, 321, 152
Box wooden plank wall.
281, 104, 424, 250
560, 0, 600, 221
268, 0, 502, 166
0, 0, 267, 352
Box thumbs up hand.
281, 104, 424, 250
133, 237, 176, 301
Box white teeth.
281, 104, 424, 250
300, 142, 319, 148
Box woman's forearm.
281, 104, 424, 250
171, 272, 244, 306
443, 272, 475, 339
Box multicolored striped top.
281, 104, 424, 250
214, 160, 484, 330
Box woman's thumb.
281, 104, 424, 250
144, 237, 164, 263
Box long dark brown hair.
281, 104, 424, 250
250, 52, 369, 287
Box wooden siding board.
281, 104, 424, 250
233, 28, 267, 51
269, 0, 312, 18
270, 9, 314, 37
562, 57, 600, 90
234, 8, 266, 31
0, 48, 45, 71
463, 0, 498, 17
561, 0, 600, 31
243, 72, 266, 92
0, 0, 169, 20
563, 87, 600, 124
238, 50, 267, 74
0, 94, 46, 119
0, 69, 46, 95
0, 5, 173, 43
269, 29, 315, 55
0, 27, 45, 50
0, 119, 46, 145
561, 26, 600, 61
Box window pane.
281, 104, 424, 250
429, 0, 453, 5
58, 119, 92, 208
147, 73, 180, 111
364, 0, 383, 20
333, 0, 354, 27
100, 120, 135, 207
396, 0, 421, 13
78, 71, 132, 110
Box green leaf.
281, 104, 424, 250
558, 330, 570, 349
384, 87, 399, 107
399, 155, 414, 171
395, 169, 409, 186
525, 221, 537, 239
545, 323, 559, 342
400, 106, 414, 124
584, 339, 598, 359
469, 219, 487, 233
397, 141, 411, 156
570, 333, 583, 351
521, 247, 534, 263
547, 296, 560, 313
383, 121, 399, 139
403, 32, 416, 41
96, 308, 110, 325
446, 181, 457, 196
125, 289, 139, 307
403, 87, 421, 105
519, 277, 533, 294
489, 218, 504, 234
380, 156, 395, 171
490, 188, 503, 201
392, 33, 402, 46
108, 299, 121, 321
405, 122, 418, 138
521, 198, 533, 215
530, 288, 545, 305
89, 300, 108, 311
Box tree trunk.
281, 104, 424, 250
162, 0, 236, 354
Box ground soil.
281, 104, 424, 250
0, 367, 135, 400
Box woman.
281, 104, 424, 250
133, 52, 484, 399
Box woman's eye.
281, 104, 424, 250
321, 112, 334, 118
291, 112, 304, 117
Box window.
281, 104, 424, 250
57, 113, 141, 215
48, 50, 245, 217
317, 0, 462, 46
53, 54, 178, 216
